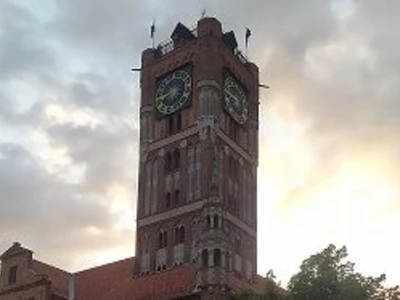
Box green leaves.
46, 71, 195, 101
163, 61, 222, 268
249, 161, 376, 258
288, 244, 400, 300
235, 244, 399, 299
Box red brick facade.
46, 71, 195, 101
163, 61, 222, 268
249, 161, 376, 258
135, 17, 260, 298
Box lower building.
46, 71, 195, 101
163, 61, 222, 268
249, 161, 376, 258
0, 242, 286, 299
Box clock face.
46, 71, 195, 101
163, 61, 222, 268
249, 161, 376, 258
156, 69, 191, 116
224, 76, 248, 124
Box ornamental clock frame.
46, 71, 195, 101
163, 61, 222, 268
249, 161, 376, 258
155, 65, 193, 119
223, 70, 248, 125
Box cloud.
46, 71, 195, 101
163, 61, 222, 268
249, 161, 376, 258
0, 1, 57, 81
0, 0, 138, 270
0, 0, 399, 286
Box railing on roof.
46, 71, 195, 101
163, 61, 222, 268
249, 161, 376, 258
155, 25, 249, 64
235, 49, 249, 64
156, 26, 198, 57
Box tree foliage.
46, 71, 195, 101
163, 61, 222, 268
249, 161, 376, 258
234, 270, 285, 300
288, 244, 400, 300
235, 244, 399, 300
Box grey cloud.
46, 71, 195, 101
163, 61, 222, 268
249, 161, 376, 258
0, 142, 118, 246
0, 1, 57, 80
0, 140, 135, 270
47, 122, 137, 194
50, 0, 149, 63
68, 71, 134, 115
1, 0, 400, 280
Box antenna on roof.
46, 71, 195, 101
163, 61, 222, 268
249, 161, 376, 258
150, 18, 156, 48
201, 8, 206, 19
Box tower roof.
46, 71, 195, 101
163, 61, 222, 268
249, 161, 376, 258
170, 22, 196, 41
222, 30, 238, 51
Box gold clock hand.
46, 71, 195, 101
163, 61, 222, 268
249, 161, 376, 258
225, 90, 240, 102
157, 89, 175, 101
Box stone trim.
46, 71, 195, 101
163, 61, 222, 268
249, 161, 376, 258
196, 79, 221, 90
149, 126, 198, 152
137, 199, 208, 227
140, 105, 153, 113
216, 128, 255, 165
224, 212, 256, 238
0, 278, 49, 296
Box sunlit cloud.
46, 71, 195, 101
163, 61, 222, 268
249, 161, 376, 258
1, 0, 399, 288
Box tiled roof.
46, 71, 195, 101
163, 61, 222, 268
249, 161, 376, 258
74, 257, 135, 300
32, 259, 71, 298
98, 264, 197, 300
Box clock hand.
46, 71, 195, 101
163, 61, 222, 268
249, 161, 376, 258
225, 90, 240, 102
157, 89, 175, 101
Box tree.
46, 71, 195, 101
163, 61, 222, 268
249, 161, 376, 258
288, 244, 400, 300
234, 270, 285, 300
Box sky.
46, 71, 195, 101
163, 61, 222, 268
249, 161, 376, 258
0, 0, 399, 288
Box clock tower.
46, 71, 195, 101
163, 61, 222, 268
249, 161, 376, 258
135, 17, 259, 298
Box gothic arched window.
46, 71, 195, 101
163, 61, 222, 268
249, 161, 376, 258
158, 230, 163, 249
174, 189, 180, 207
174, 225, 185, 244
173, 148, 180, 170
142, 233, 150, 253
207, 215, 211, 228
213, 214, 220, 228
187, 145, 194, 201
165, 192, 171, 209
201, 249, 208, 268
194, 143, 201, 198
151, 159, 158, 214
214, 248, 221, 267
176, 112, 182, 131
165, 152, 172, 173
179, 226, 185, 243
144, 162, 151, 216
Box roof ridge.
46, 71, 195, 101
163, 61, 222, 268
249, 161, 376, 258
33, 259, 72, 275
74, 256, 135, 274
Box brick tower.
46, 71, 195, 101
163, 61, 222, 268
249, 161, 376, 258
135, 17, 259, 299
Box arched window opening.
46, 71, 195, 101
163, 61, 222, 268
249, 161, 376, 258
158, 231, 163, 249
214, 249, 221, 267
167, 113, 182, 135
174, 225, 185, 244
163, 231, 168, 248
158, 230, 168, 249
173, 148, 180, 170
176, 112, 182, 131
235, 238, 242, 255
166, 192, 171, 209
207, 215, 211, 228
174, 227, 179, 244
188, 145, 194, 202
201, 249, 209, 268
151, 159, 158, 214
165, 152, 172, 173
194, 144, 201, 199
142, 234, 150, 253
174, 189, 180, 207
213, 215, 220, 228
179, 226, 185, 243
167, 115, 174, 135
